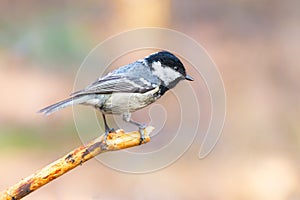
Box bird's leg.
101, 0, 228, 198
102, 113, 112, 132
101, 113, 115, 142
122, 112, 147, 144
94, 106, 114, 142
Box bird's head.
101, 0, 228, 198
145, 51, 193, 89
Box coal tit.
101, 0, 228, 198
39, 51, 194, 142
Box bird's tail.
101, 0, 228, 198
38, 95, 92, 115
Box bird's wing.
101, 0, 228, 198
71, 74, 157, 96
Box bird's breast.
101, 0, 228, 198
101, 87, 160, 114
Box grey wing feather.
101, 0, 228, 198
71, 75, 155, 96
71, 61, 158, 96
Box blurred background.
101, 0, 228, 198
1, 0, 300, 199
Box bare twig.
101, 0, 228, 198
0, 126, 154, 200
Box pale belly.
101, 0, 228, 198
101, 87, 160, 114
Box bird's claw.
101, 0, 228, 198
108, 128, 115, 133
138, 124, 147, 145
104, 128, 115, 143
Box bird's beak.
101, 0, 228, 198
185, 74, 194, 81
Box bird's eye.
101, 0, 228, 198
174, 66, 178, 71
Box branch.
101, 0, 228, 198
0, 126, 154, 200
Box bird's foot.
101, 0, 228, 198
108, 128, 115, 133
138, 124, 147, 145
104, 128, 116, 143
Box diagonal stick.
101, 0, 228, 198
0, 126, 154, 200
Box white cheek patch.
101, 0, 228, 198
152, 61, 182, 85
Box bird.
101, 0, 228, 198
39, 51, 194, 143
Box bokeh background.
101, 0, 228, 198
1, 0, 300, 199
